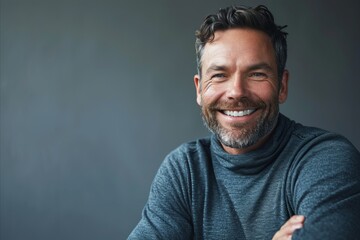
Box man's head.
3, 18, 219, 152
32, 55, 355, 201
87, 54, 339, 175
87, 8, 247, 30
195, 5, 288, 83
194, 5, 289, 154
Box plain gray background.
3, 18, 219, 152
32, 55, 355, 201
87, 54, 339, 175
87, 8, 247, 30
1, 0, 359, 239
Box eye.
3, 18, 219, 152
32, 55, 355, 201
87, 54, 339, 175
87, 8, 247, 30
211, 73, 226, 79
249, 72, 268, 80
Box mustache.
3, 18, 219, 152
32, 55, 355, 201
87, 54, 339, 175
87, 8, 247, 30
208, 97, 266, 110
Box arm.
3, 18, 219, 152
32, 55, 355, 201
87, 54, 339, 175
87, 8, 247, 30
128, 153, 193, 239
288, 134, 360, 239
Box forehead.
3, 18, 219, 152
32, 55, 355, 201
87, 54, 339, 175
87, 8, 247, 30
201, 28, 276, 72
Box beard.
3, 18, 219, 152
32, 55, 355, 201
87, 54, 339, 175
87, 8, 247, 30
201, 97, 279, 150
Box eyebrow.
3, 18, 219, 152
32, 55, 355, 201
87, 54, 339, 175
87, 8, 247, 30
205, 64, 228, 75
247, 62, 274, 72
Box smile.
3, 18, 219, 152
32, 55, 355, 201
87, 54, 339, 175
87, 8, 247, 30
223, 109, 256, 117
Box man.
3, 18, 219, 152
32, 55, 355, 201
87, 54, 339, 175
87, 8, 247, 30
128, 5, 360, 239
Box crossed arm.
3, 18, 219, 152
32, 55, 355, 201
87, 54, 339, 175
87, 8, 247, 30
129, 137, 360, 239
272, 215, 305, 240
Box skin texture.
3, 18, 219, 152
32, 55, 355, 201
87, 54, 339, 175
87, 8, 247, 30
194, 28, 288, 155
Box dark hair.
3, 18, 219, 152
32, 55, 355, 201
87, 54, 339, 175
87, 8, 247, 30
195, 5, 288, 82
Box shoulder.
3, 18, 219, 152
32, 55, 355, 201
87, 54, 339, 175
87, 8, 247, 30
157, 136, 212, 179
289, 128, 360, 180
278, 115, 359, 164
164, 136, 212, 165
289, 121, 359, 158
286, 122, 360, 195
284, 118, 360, 195
149, 136, 213, 207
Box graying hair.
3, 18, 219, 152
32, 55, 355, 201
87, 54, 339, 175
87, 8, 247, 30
195, 5, 288, 85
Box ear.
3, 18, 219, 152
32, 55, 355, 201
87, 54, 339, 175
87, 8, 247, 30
194, 74, 202, 106
278, 70, 289, 104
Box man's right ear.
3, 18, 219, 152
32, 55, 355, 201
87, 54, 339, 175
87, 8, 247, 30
194, 74, 202, 106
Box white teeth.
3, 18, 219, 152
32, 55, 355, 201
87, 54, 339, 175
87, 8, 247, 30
223, 109, 255, 117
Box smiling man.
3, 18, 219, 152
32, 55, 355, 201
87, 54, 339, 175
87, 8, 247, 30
194, 28, 287, 155
128, 5, 360, 240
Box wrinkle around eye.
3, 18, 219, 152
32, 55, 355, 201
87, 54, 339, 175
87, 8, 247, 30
203, 79, 214, 92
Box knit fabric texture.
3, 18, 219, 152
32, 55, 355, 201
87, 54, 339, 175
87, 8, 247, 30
128, 114, 360, 239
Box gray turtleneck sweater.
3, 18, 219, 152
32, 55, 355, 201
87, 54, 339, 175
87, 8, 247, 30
128, 114, 360, 239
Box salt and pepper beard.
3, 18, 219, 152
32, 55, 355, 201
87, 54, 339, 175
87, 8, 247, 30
201, 97, 280, 150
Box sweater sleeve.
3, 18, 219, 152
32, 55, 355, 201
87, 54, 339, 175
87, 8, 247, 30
128, 149, 193, 239
290, 133, 360, 239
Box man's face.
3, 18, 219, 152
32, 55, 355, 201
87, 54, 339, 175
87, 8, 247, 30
194, 28, 288, 154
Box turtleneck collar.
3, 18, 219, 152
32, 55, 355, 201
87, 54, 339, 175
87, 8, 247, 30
210, 114, 295, 174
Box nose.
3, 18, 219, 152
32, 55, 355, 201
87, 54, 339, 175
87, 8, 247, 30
226, 76, 248, 100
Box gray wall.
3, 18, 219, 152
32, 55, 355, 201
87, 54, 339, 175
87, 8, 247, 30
1, 0, 359, 239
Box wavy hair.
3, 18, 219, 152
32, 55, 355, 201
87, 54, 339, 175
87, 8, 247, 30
195, 5, 288, 83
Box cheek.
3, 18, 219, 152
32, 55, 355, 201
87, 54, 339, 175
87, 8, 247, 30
201, 84, 226, 104
250, 83, 279, 102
